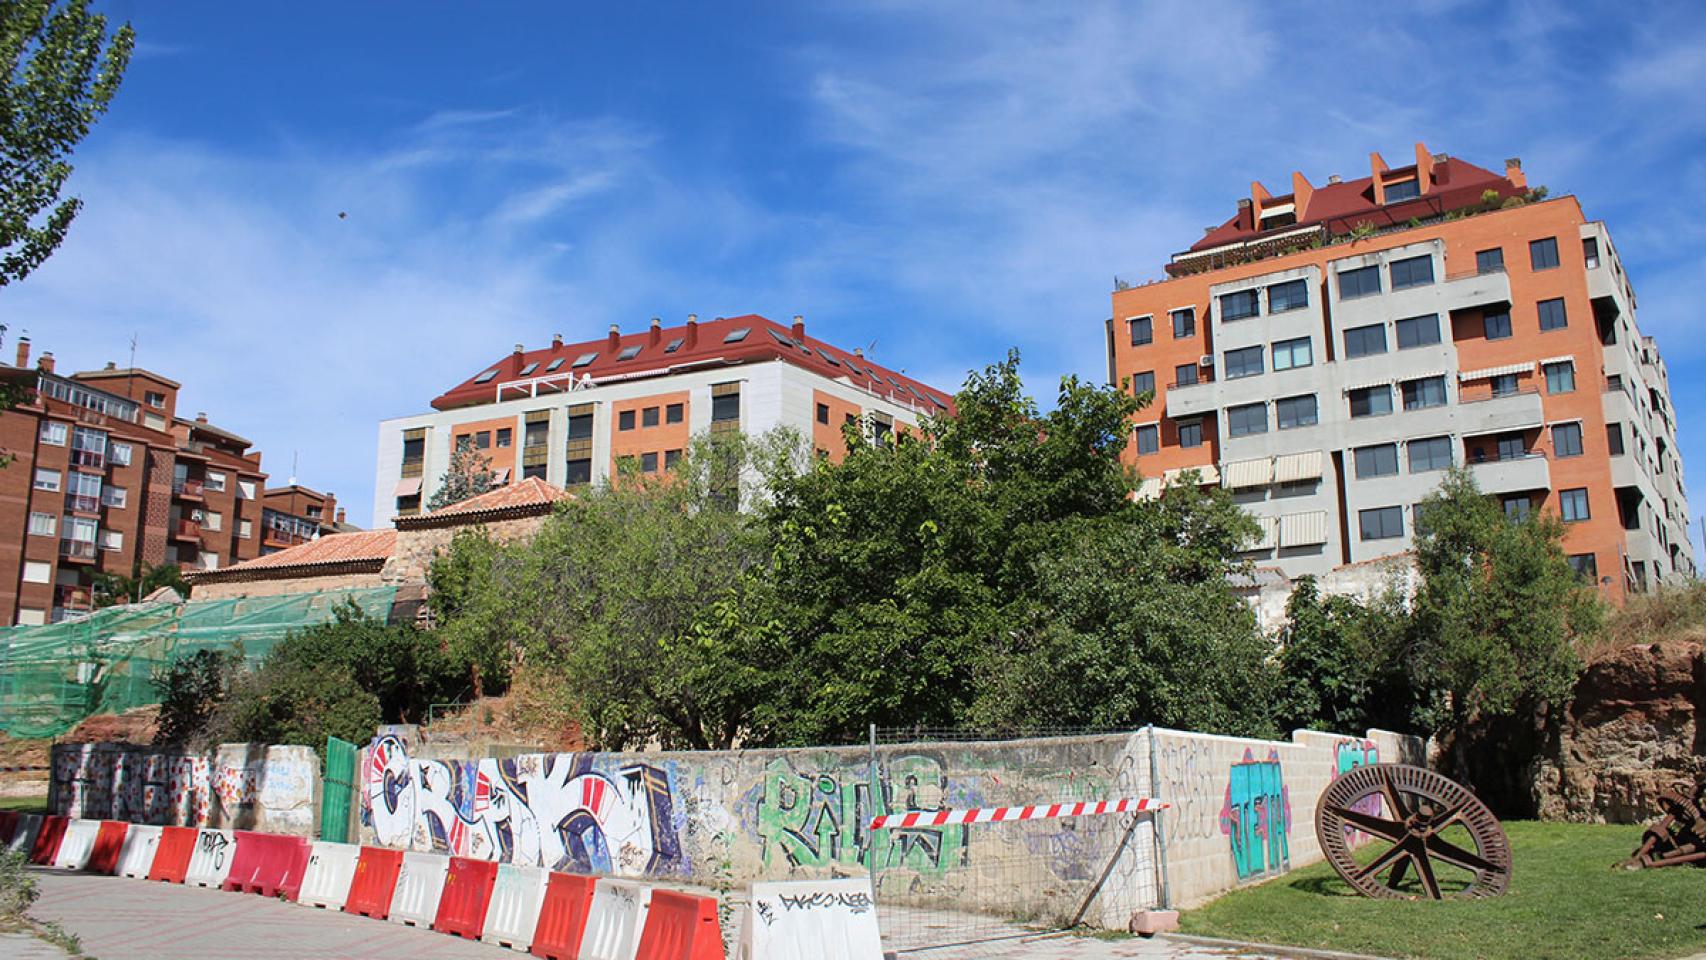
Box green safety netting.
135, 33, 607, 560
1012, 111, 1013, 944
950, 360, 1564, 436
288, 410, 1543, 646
0, 586, 399, 739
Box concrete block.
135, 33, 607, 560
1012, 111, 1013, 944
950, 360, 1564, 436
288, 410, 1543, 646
1129, 909, 1180, 936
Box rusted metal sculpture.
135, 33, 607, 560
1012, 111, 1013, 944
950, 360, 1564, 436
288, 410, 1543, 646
1620, 774, 1706, 870
1315, 763, 1512, 900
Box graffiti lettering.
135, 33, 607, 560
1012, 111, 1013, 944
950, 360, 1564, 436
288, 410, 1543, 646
777, 891, 874, 914
1333, 739, 1380, 846
753, 756, 966, 876
1158, 739, 1216, 844
1219, 748, 1290, 881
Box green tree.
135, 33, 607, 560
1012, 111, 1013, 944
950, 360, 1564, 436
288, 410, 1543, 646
426, 444, 496, 511
92, 560, 187, 607
2, 0, 134, 286
1273, 576, 1416, 734
427, 528, 513, 700
151, 648, 239, 748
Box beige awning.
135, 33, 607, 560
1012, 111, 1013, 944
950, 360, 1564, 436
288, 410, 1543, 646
1342, 378, 1393, 394
392, 477, 423, 497
1538, 355, 1574, 367
1135, 477, 1164, 500
1247, 516, 1279, 550
1459, 361, 1534, 382
1273, 450, 1324, 483
1279, 510, 1329, 547
1222, 457, 1274, 489
1165, 464, 1221, 486
491, 467, 511, 485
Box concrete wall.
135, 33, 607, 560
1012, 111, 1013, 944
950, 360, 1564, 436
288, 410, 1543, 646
48, 742, 320, 836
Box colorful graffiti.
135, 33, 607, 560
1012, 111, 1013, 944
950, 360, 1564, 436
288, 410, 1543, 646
361, 736, 688, 878
1219, 748, 1290, 881
1333, 739, 1381, 845
50, 744, 315, 830
753, 755, 968, 876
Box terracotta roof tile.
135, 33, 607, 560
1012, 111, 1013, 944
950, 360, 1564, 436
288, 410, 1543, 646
425, 477, 572, 518
207, 529, 396, 575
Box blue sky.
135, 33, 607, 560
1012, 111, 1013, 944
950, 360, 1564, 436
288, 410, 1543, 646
10, 1, 1706, 531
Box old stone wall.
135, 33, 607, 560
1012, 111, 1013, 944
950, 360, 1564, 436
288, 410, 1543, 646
190, 572, 389, 601
382, 513, 548, 583
48, 742, 320, 835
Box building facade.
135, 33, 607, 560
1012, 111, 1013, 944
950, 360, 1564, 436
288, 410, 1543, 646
0, 343, 331, 625
1109, 143, 1691, 601
372, 314, 952, 525
260, 484, 350, 555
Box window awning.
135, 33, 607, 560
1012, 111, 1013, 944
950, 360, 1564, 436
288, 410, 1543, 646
491, 467, 511, 485
1342, 378, 1393, 394
393, 477, 422, 498
1164, 464, 1221, 486
1459, 361, 1534, 382
1247, 516, 1279, 550
1222, 457, 1274, 489
1279, 510, 1329, 547
1538, 355, 1575, 367
1273, 450, 1324, 483
1134, 477, 1164, 500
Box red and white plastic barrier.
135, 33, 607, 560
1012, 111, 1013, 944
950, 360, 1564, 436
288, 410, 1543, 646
51, 819, 102, 871
739, 877, 883, 960
480, 863, 549, 952
387, 851, 450, 929
184, 828, 236, 888
868, 796, 1168, 830
299, 841, 362, 910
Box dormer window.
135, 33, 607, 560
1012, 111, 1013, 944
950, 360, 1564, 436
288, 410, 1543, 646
1384, 178, 1421, 203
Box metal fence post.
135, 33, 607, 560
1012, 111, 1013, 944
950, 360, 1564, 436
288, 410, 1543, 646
867, 722, 881, 894
1147, 724, 1171, 909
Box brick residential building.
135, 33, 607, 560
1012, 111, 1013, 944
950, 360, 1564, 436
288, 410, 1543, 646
260, 484, 353, 555
0, 343, 335, 624
372, 314, 953, 525
1108, 143, 1691, 601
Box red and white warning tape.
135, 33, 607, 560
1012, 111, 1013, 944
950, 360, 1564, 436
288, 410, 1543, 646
0, 765, 50, 774
869, 797, 1167, 830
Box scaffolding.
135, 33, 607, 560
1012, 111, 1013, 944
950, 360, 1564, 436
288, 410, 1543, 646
0, 586, 400, 739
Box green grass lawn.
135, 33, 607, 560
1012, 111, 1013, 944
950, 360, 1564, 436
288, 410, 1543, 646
1181, 821, 1706, 960
0, 797, 46, 814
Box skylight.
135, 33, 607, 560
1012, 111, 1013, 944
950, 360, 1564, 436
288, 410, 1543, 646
822, 353, 841, 367
572, 353, 598, 368
473, 368, 499, 384
519, 362, 539, 376
545, 357, 565, 372
724, 328, 750, 343
618, 345, 642, 361
767, 328, 792, 345
845, 361, 865, 377
664, 337, 685, 353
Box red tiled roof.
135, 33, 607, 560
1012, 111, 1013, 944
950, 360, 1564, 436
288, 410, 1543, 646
431, 314, 955, 414
188, 529, 396, 581
426, 477, 570, 518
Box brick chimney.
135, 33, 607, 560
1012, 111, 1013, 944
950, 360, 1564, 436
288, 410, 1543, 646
854, 347, 864, 358
513, 342, 524, 356
791, 315, 805, 341
686, 314, 699, 349
552, 333, 563, 349
649, 317, 662, 347
14, 336, 28, 369
335, 507, 346, 525
196, 412, 208, 423
38, 351, 54, 374
1504, 157, 1527, 190
607, 324, 620, 352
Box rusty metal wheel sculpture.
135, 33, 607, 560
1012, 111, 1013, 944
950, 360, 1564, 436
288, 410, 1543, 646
1315, 763, 1512, 900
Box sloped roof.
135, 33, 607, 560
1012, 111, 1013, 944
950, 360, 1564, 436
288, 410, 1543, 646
187, 529, 397, 583
394, 477, 572, 530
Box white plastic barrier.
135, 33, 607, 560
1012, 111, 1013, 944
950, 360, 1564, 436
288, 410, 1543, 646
298, 841, 362, 910
115, 823, 163, 879
387, 851, 449, 929
6, 815, 42, 857
183, 828, 237, 888
481, 863, 550, 952
51, 819, 102, 870
738, 878, 884, 960
578, 879, 652, 960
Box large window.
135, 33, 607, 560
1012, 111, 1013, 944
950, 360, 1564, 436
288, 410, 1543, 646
1174, 363, 1198, 387
1544, 361, 1575, 394
1496, 433, 1527, 461
1607, 423, 1625, 456
39, 422, 67, 446
1267, 279, 1309, 313
1129, 316, 1153, 346
1178, 419, 1203, 448
1354, 443, 1400, 479
1560, 487, 1590, 522
1171, 307, 1196, 338
1384, 178, 1421, 203
1224, 346, 1264, 380
1476, 248, 1505, 274
1401, 375, 1447, 410
1275, 394, 1318, 430
1130, 370, 1155, 396
1408, 436, 1453, 472
711, 389, 740, 422
566, 412, 593, 441
1396, 314, 1441, 349
1349, 385, 1393, 418
1343, 323, 1387, 358
1219, 290, 1260, 322
1552, 422, 1584, 458
1529, 237, 1560, 270
1271, 337, 1312, 371
1504, 496, 1532, 521
1226, 402, 1267, 437
1483, 310, 1513, 339
1359, 506, 1405, 541
1135, 424, 1159, 455
1338, 264, 1382, 299
1568, 553, 1598, 581
564, 457, 592, 486
1389, 254, 1435, 290
1538, 298, 1568, 331
1491, 374, 1519, 397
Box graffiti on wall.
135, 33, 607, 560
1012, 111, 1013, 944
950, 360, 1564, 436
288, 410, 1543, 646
50, 745, 310, 829
1219, 748, 1290, 881
361, 735, 689, 878
752, 755, 967, 877
1333, 739, 1380, 845
1157, 739, 1216, 845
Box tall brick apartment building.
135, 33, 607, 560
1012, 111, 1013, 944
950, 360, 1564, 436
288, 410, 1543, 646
372, 314, 952, 525
1108, 143, 1691, 601
0, 342, 343, 624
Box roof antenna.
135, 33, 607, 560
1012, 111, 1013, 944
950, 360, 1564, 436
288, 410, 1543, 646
126, 332, 138, 401
290, 450, 298, 486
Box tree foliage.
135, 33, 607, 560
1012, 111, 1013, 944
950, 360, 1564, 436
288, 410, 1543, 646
426, 444, 496, 512
1, 0, 133, 286
1273, 576, 1414, 735
93, 560, 188, 607
151, 648, 239, 748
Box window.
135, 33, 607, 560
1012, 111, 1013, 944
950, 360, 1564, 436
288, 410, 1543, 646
1607, 423, 1625, 456
618, 410, 636, 431
1560, 487, 1590, 522
816, 403, 830, 425
1178, 419, 1203, 448
1538, 298, 1568, 331
1128, 316, 1153, 346
546, 357, 566, 372
1552, 422, 1584, 458
1568, 553, 1598, 581
711, 390, 740, 422
1275, 394, 1317, 430
474, 431, 491, 449
1408, 436, 1453, 473
618, 345, 642, 361
641, 452, 659, 472
564, 458, 593, 486
455, 434, 473, 451
1224, 346, 1264, 380
107, 441, 132, 467
519, 362, 539, 376
666, 403, 684, 424
98, 529, 123, 551
1483, 310, 1513, 339
28, 513, 55, 537
1343, 323, 1387, 358
1219, 290, 1260, 321
664, 449, 682, 470
402, 435, 426, 463
1359, 506, 1404, 541
1227, 402, 1267, 437
1607, 373, 1623, 394
1355, 443, 1400, 479
1504, 496, 1532, 521
1271, 337, 1312, 371
239, 519, 252, 539
33, 468, 60, 492
1338, 264, 1382, 299
1529, 237, 1560, 270
1172, 308, 1196, 338
1396, 314, 1441, 349
1544, 361, 1575, 394
1582, 237, 1600, 269
144, 413, 165, 431
496, 428, 512, 448
1496, 433, 1527, 461
204, 511, 222, 532
1402, 376, 1447, 410
1490, 374, 1519, 397
1349, 385, 1393, 418
205, 471, 226, 493
1267, 279, 1309, 313
1476, 248, 1505, 274
1135, 424, 1159, 455
1174, 363, 1198, 387
238, 480, 256, 500
23, 561, 50, 584
642, 406, 660, 428
39, 422, 67, 446
101, 486, 127, 509
572, 352, 599, 367
1389, 254, 1434, 290
1123, 370, 1153, 398
473, 368, 499, 384
145, 390, 166, 408
1384, 178, 1420, 203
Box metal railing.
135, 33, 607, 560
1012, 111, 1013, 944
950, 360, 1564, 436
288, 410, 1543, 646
59, 539, 96, 561
174, 519, 202, 539
64, 494, 100, 513
173, 479, 205, 497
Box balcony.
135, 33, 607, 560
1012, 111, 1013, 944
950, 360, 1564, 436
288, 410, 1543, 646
1164, 379, 1220, 418
264, 526, 314, 548
1442, 265, 1512, 311
1458, 387, 1544, 433
172, 519, 202, 541
1467, 453, 1550, 494
59, 539, 97, 562
64, 493, 100, 514
70, 448, 106, 470
173, 479, 205, 499
54, 585, 92, 611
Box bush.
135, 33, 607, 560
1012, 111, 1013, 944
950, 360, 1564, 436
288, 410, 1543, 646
152, 648, 240, 748
0, 850, 37, 920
